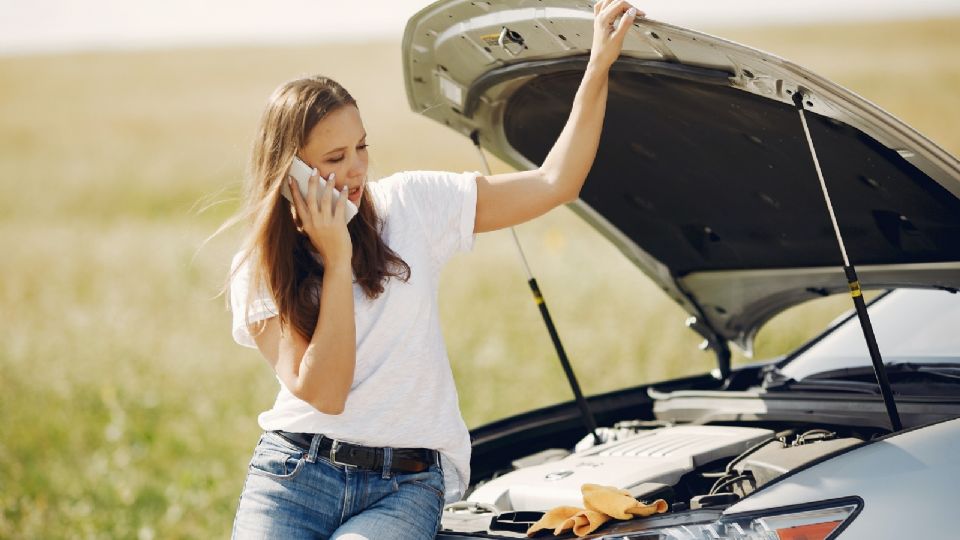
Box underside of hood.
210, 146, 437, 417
403, 0, 960, 354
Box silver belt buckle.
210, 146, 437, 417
329, 439, 349, 467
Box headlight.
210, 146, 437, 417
603, 498, 861, 540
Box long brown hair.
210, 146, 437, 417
231, 76, 409, 341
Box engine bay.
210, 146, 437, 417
441, 421, 873, 536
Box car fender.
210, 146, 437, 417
723, 417, 960, 537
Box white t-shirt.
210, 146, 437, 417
230, 170, 479, 503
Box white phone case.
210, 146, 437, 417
281, 156, 358, 222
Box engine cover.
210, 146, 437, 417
468, 425, 773, 511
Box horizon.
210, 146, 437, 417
4, 0, 960, 56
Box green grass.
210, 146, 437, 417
1, 17, 958, 537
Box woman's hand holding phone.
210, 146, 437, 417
287, 169, 353, 269
282, 156, 359, 222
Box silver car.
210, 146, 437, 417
402, 1, 960, 538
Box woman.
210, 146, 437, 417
228, 2, 642, 538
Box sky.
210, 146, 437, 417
3, 0, 960, 55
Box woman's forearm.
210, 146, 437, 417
471, 3, 638, 233
292, 262, 357, 414
471, 63, 614, 233
539, 62, 610, 202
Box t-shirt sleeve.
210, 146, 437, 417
229, 251, 279, 348
395, 170, 479, 265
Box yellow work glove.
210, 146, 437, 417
527, 484, 669, 537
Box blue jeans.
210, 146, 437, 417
232, 431, 444, 539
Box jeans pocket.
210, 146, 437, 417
409, 479, 445, 502
248, 444, 305, 481
398, 466, 445, 502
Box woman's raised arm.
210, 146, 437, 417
473, 0, 642, 234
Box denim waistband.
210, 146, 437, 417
273, 431, 440, 474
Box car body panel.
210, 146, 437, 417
725, 418, 960, 537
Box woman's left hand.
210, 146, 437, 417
589, 0, 643, 71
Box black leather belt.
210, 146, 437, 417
274, 431, 439, 473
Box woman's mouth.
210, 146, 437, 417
347, 186, 363, 204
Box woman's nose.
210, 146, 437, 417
348, 155, 366, 179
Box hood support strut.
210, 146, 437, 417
470, 130, 602, 446
794, 92, 903, 432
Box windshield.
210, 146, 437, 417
778, 289, 960, 381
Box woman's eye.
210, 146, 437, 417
327, 156, 344, 163
358, 144, 369, 151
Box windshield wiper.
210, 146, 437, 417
808, 363, 960, 383
768, 363, 960, 395
772, 379, 882, 394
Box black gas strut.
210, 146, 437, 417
793, 92, 903, 432
470, 130, 602, 445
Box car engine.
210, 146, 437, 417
442, 423, 866, 535
467, 425, 773, 511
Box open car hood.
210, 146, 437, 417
402, 0, 960, 355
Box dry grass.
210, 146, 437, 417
1, 17, 957, 537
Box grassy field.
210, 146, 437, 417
1, 17, 958, 538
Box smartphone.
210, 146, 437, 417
280, 156, 358, 223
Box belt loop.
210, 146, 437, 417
381, 447, 393, 480
306, 434, 322, 463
